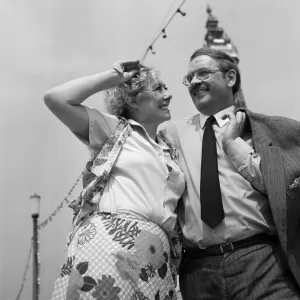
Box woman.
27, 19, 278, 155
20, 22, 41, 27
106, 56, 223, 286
45, 60, 185, 300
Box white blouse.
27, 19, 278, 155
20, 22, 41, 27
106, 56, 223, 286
75, 106, 185, 234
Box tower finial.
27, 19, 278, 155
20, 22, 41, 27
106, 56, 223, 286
207, 4, 212, 14
203, 5, 246, 107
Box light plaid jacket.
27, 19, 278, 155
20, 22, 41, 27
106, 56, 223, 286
240, 108, 300, 288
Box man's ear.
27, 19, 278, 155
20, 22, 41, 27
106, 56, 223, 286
226, 69, 236, 89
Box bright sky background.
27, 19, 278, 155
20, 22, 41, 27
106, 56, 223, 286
1, 0, 300, 299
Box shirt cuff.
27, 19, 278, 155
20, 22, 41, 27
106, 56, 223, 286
226, 137, 255, 169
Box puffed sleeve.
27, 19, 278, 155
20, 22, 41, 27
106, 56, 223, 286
73, 106, 119, 153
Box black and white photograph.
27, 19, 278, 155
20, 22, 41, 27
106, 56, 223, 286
1, 1, 300, 299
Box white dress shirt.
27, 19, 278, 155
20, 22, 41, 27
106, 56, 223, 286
161, 106, 276, 248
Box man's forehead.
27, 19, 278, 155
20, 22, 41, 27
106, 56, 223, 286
188, 55, 217, 72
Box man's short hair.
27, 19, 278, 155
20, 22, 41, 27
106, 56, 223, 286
190, 48, 241, 95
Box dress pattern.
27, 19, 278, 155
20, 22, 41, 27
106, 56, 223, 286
51, 212, 177, 300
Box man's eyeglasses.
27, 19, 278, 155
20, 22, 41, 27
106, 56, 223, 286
182, 69, 221, 87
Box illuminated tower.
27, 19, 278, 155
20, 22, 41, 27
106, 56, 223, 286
204, 5, 246, 108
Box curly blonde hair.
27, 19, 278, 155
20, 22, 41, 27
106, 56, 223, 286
104, 64, 158, 119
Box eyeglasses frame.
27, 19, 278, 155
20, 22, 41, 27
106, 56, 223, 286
182, 68, 223, 87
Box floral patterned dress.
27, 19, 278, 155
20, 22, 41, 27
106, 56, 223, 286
51, 117, 184, 300
52, 212, 177, 300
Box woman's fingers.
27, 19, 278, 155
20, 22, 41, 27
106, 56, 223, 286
121, 60, 140, 72
126, 69, 139, 78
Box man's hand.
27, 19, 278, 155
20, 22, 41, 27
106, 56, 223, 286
112, 60, 140, 83
221, 111, 246, 152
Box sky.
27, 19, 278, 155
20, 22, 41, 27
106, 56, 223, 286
1, 0, 300, 299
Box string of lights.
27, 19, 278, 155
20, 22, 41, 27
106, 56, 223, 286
141, 0, 188, 61
15, 241, 32, 300
14, 171, 84, 300
38, 171, 84, 230
151, 0, 178, 41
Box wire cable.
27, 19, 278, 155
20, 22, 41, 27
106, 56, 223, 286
152, 0, 178, 39
141, 0, 188, 61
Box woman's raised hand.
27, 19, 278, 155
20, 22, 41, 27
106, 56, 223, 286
112, 60, 140, 83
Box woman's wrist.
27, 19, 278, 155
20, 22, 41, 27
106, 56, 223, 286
110, 68, 126, 85
112, 62, 124, 74
97, 69, 124, 87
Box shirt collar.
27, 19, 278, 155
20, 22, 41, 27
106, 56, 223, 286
128, 118, 142, 128
199, 106, 234, 129
128, 119, 169, 150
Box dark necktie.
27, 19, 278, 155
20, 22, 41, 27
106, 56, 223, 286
200, 116, 224, 228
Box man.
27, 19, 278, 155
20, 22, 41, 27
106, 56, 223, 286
160, 48, 300, 299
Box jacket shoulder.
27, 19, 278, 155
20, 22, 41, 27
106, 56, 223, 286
245, 109, 300, 147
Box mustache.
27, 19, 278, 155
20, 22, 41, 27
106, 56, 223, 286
189, 83, 209, 94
